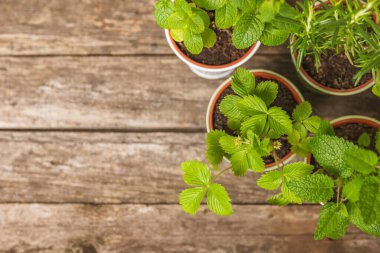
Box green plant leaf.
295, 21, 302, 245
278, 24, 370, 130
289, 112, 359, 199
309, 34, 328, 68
195, 0, 227, 10
311, 135, 356, 178
287, 174, 334, 203
375, 130, 380, 154
314, 203, 349, 240
154, 0, 174, 28
170, 29, 185, 41
317, 120, 335, 136
219, 135, 244, 155
230, 149, 265, 175
219, 95, 244, 120
255, 81, 278, 106
207, 183, 233, 216
292, 101, 312, 122
181, 160, 211, 186
259, 23, 289, 46
257, 171, 283, 190
194, 8, 210, 27
227, 118, 241, 130
372, 83, 380, 97
201, 28, 217, 48
258, 0, 279, 23
267, 193, 290, 206
168, 13, 187, 29
358, 132, 371, 148
233, 0, 256, 11
281, 180, 302, 204
303, 116, 321, 133
187, 13, 205, 34
174, 0, 191, 15
293, 122, 308, 139
179, 187, 207, 215
291, 138, 312, 157
215, 2, 238, 29
232, 13, 264, 49
267, 107, 292, 135
206, 131, 226, 168
240, 114, 267, 135
359, 177, 380, 225
348, 202, 380, 237
343, 148, 378, 175
231, 68, 255, 96
184, 31, 203, 54
343, 176, 364, 203
283, 162, 313, 181
237, 95, 268, 116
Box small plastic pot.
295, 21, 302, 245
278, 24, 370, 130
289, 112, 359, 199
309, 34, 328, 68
306, 115, 380, 164
206, 69, 304, 171
165, 30, 261, 80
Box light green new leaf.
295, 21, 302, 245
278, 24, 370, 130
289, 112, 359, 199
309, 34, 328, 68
359, 177, 380, 225
343, 176, 364, 203
311, 135, 356, 178
206, 130, 226, 168
232, 13, 264, 49
170, 29, 185, 41
219, 95, 243, 120
372, 83, 380, 97
181, 160, 211, 186
358, 132, 371, 148
174, 0, 191, 15
154, 0, 174, 28
314, 203, 349, 240
258, 0, 279, 23
283, 162, 313, 181
255, 81, 278, 106
231, 68, 255, 96
237, 95, 268, 116
292, 101, 312, 122
267, 107, 292, 135
196, 0, 227, 10
343, 148, 378, 175
376, 130, 380, 154
317, 120, 335, 136
260, 23, 289, 46
233, 0, 256, 11
303, 116, 321, 133
230, 149, 265, 175
267, 193, 290, 206
291, 138, 312, 157
168, 13, 187, 29
219, 135, 243, 155
201, 28, 216, 48
193, 8, 210, 27
281, 180, 302, 204
293, 122, 308, 139
348, 202, 380, 237
207, 183, 233, 216
187, 13, 205, 34
257, 171, 283, 190
215, 2, 237, 29
179, 187, 207, 215
184, 31, 203, 54
241, 114, 267, 135
287, 174, 334, 203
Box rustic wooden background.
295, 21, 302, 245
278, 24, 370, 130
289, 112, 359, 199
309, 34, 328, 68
0, 0, 379, 252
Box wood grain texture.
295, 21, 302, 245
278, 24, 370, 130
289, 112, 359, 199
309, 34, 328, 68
0, 55, 378, 129
1, 204, 379, 253
0, 0, 287, 56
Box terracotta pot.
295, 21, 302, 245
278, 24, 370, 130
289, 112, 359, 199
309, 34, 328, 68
165, 30, 261, 80
306, 115, 380, 164
206, 69, 304, 171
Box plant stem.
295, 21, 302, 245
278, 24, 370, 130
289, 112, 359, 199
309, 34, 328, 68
211, 166, 232, 183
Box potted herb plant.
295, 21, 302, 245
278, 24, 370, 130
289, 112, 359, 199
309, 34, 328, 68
154, 0, 291, 79
275, 0, 380, 96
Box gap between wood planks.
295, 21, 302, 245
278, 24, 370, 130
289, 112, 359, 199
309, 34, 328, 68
0, 127, 206, 133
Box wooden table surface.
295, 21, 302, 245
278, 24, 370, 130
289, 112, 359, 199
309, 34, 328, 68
0, 1, 379, 252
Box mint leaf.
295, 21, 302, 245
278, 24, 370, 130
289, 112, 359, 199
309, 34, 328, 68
179, 187, 207, 215
311, 135, 356, 178
241, 114, 267, 135
219, 95, 243, 120
219, 135, 243, 154
314, 203, 349, 240
231, 68, 255, 96
154, 0, 174, 28
260, 22, 289, 46
317, 120, 335, 136
195, 0, 227, 10
215, 2, 237, 29
181, 160, 211, 186
174, 0, 191, 15
283, 162, 313, 181
287, 174, 334, 203
237, 95, 268, 116
376, 130, 380, 153
343, 176, 364, 202
257, 171, 283, 190
233, 0, 256, 11
206, 131, 226, 168
184, 31, 203, 54
267, 107, 292, 135
232, 13, 264, 49
258, 0, 279, 23
292, 101, 312, 122
303, 116, 321, 133
348, 202, 380, 237
193, 8, 210, 27
267, 193, 290, 206
343, 148, 378, 175
359, 177, 380, 225
187, 13, 205, 34
207, 183, 233, 216
201, 28, 216, 48
358, 132, 371, 148
255, 81, 278, 106
170, 29, 185, 41
230, 149, 264, 175
168, 13, 187, 30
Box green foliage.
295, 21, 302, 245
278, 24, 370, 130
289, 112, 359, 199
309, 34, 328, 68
206, 130, 227, 169
376, 130, 380, 154
232, 13, 264, 49
343, 176, 364, 203
182, 160, 211, 186
348, 202, 380, 237
343, 148, 378, 175
358, 132, 371, 148
207, 183, 233, 216
359, 177, 380, 225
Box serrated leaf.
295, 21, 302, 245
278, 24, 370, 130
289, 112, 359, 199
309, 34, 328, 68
231, 68, 255, 96
282, 180, 302, 204
267, 107, 292, 135
292, 101, 312, 122
375, 130, 380, 153
287, 174, 334, 203
227, 118, 241, 131
317, 120, 335, 136
311, 135, 356, 178
303, 116, 321, 133
267, 193, 290, 206
343, 148, 378, 175
196, 0, 227, 10
230, 149, 264, 175
237, 95, 268, 116
293, 122, 308, 139
233, 0, 256, 11
174, 0, 191, 15
181, 160, 211, 186
179, 187, 207, 215
283, 162, 313, 181
314, 203, 349, 240
219, 95, 244, 120
219, 135, 244, 155
291, 138, 312, 157
359, 177, 380, 225
348, 202, 380, 237
232, 13, 264, 49
255, 81, 278, 106
257, 171, 283, 190
241, 114, 267, 135
187, 13, 205, 34
343, 176, 364, 203
358, 132, 371, 148
201, 28, 216, 48
259, 23, 289, 46
154, 0, 174, 28
215, 2, 237, 28
184, 31, 203, 54
207, 183, 233, 216
206, 130, 226, 168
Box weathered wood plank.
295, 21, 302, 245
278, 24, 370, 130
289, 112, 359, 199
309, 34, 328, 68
0, 204, 378, 253
0, 131, 276, 204
0, 0, 287, 56
0, 56, 378, 129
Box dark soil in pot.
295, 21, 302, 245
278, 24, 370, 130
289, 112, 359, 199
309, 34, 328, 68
302, 50, 372, 90
212, 76, 298, 165
176, 10, 249, 65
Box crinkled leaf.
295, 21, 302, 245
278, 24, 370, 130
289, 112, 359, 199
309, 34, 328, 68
233, 0, 256, 11
184, 31, 203, 54
168, 13, 187, 29
154, 0, 174, 28
255, 81, 278, 106
207, 183, 233, 216
292, 101, 312, 122
174, 0, 191, 15
314, 203, 349, 240
187, 13, 205, 34
231, 68, 255, 96
219, 95, 244, 120
359, 177, 380, 225
259, 23, 289, 46
181, 160, 211, 186
283, 162, 313, 181
195, 0, 227, 10
267, 107, 292, 135
343, 148, 378, 175
194, 8, 210, 27
215, 2, 237, 28
232, 13, 264, 49
179, 187, 207, 215
257, 171, 283, 190
206, 131, 226, 168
